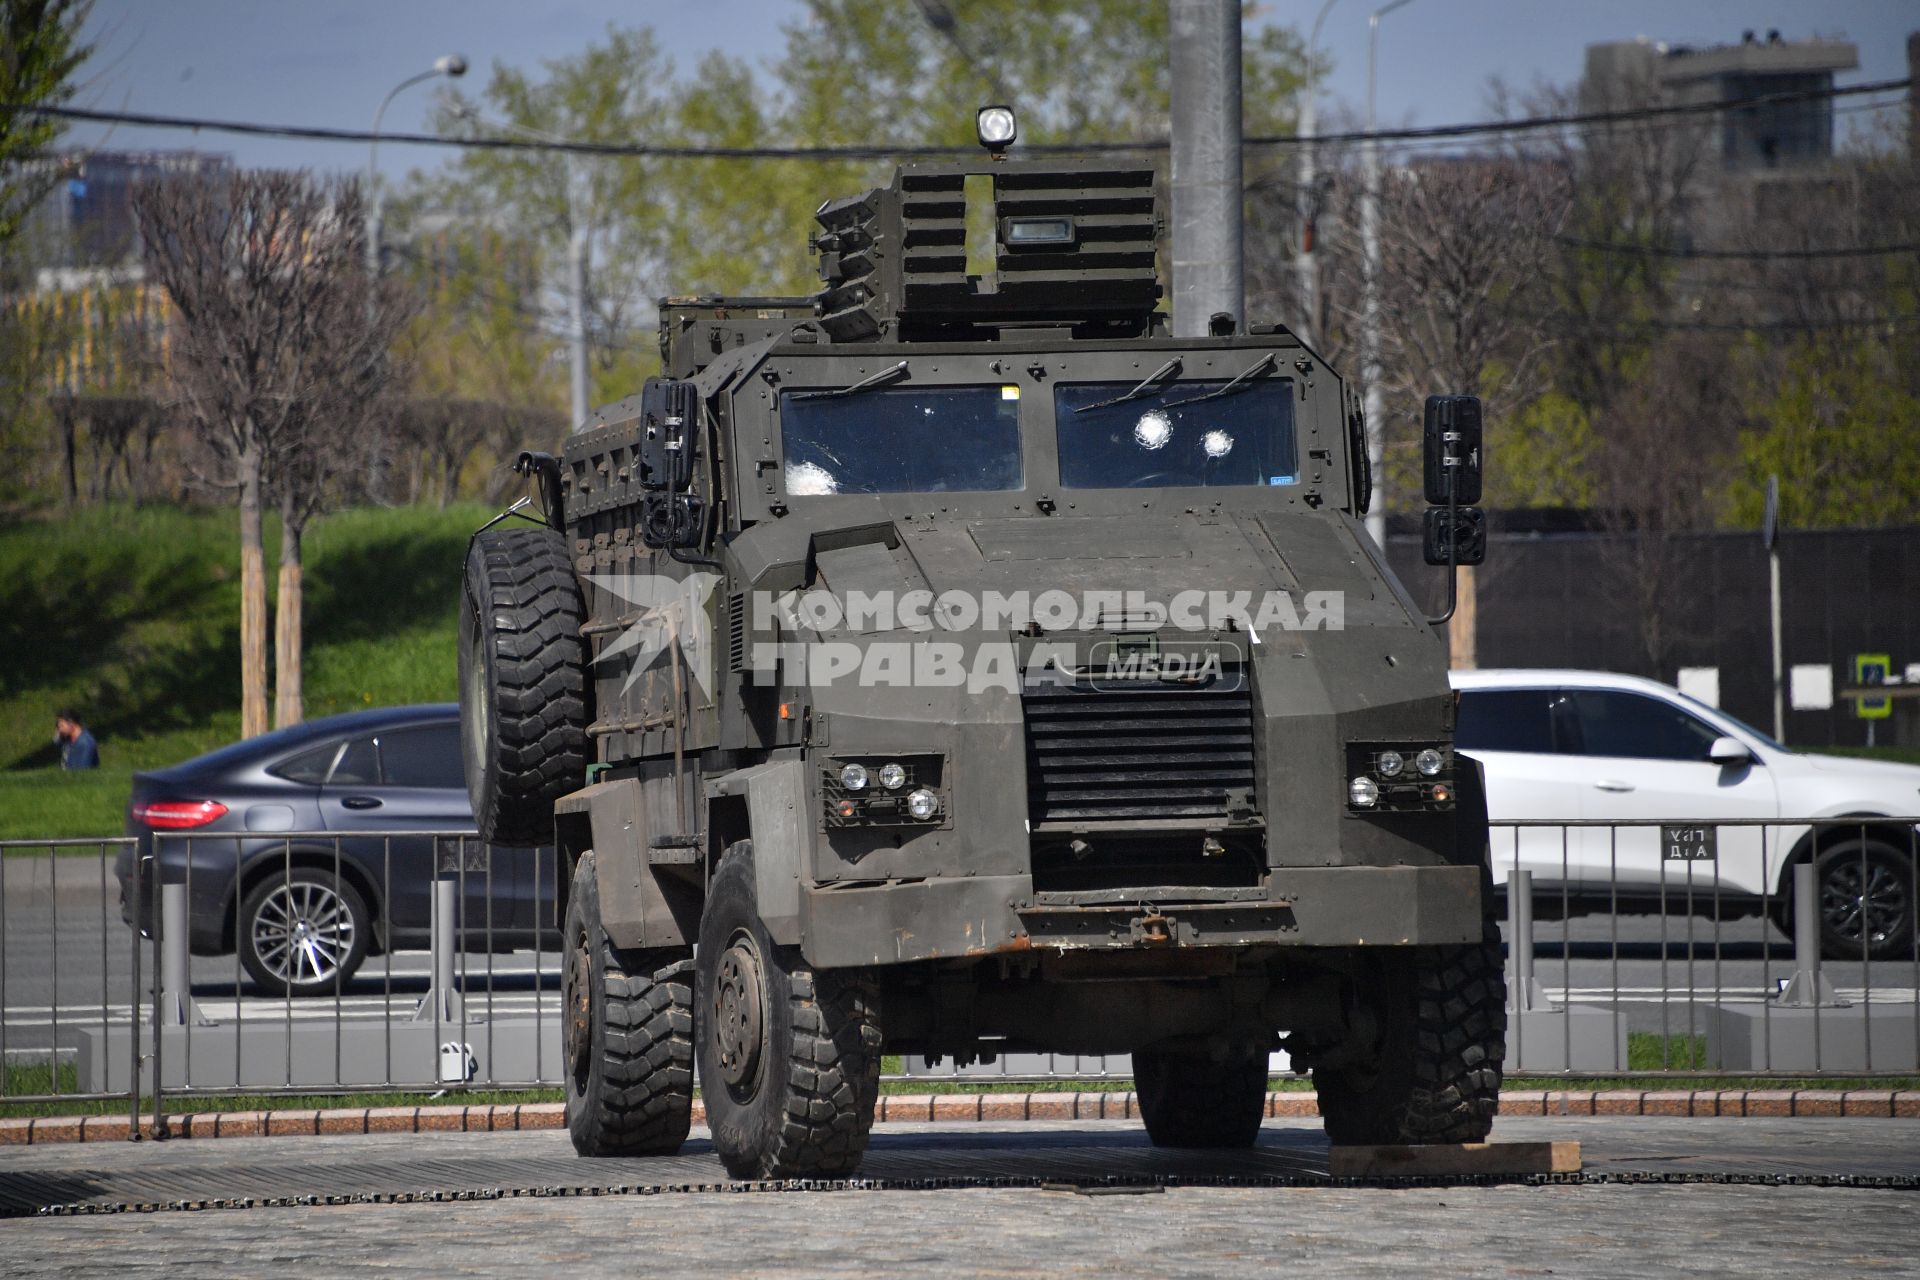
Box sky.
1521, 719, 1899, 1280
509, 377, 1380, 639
61, 0, 1917, 182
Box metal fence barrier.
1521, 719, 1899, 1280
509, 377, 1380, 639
2, 815, 1916, 1131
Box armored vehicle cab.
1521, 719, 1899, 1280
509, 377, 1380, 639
460, 116, 1504, 1178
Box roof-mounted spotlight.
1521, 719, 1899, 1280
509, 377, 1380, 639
976, 105, 1017, 156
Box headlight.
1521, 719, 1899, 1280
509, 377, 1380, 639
839, 763, 868, 791
1349, 776, 1379, 808
906, 788, 939, 820
1376, 750, 1404, 778
976, 105, 1017, 150
1415, 748, 1445, 777
878, 762, 907, 790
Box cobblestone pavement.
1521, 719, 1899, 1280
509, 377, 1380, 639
3, 1118, 1919, 1278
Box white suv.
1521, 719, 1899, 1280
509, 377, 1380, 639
1451, 669, 1920, 960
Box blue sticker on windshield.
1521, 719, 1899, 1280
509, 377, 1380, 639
1268, 475, 1298, 486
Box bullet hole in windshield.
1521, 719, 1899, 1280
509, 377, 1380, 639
1134, 410, 1172, 451
786, 460, 840, 495
1203, 429, 1234, 458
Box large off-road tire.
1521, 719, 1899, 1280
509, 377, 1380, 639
563, 851, 694, 1157
1134, 1047, 1270, 1149
1313, 922, 1507, 1146
696, 841, 881, 1180
459, 524, 589, 848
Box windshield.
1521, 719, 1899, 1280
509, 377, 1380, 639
779, 384, 1023, 495
1673, 689, 1789, 753
1054, 379, 1297, 489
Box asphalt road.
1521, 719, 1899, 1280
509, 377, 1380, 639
2, 1118, 1918, 1277
4, 854, 1917, 1068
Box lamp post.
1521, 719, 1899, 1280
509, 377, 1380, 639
1294, 0, 1341, 349
366, 54, 467, 277
1359, 0, 1414, 550
456, 107, 592, 432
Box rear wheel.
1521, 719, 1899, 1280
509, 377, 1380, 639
1313, 923, 1507, 1146
1134, 1047, 1269, 1148
1815, 841, 1914, 962
563, 851, 694, 1156
696, 841, 881, 1179
238, 868, 370, 998
459, 524, 589, 848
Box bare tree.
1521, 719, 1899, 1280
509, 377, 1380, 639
132, 171, 411, 736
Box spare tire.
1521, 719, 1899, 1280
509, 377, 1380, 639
459, 524, 590, 847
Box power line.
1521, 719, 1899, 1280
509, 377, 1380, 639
12, 76, 1909, 162
1556, 236, 1920, 261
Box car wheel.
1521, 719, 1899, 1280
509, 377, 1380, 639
1815, 842, 1915, 962
238, 868, 371, 997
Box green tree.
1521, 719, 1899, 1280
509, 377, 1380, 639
0, 0, 90, 264
1732, 340, 1920, 529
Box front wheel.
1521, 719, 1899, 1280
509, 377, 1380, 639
563, 851, 694, 1156
696, 840, 882, 1180
1816, 842, 1915, 962
238, 868, 370, 998
1313, 923, 1507, 1146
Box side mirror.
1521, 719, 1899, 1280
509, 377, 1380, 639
1708, 736, 1753, 766
1422, 506, 1486, 567
1423, 395, 1483, 504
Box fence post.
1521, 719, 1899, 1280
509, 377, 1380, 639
1777, 861, 1845, 1008
158, 883, 211, 1028
411, 875, 468, 1028
1506, 868, 1549, 1013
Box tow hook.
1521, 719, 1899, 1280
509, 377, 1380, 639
1135, 912, 1174, 946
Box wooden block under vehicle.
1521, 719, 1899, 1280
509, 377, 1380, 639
1328, 1140, 1582, 1178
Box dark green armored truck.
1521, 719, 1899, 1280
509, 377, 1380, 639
460, 127, 1504, 1179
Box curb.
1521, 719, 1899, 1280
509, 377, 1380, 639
5, 1089, 1918, 1146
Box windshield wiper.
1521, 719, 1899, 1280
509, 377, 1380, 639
1072, 357, 1183, 413
1162, 353, 1277, 408
789, 360, 911, 401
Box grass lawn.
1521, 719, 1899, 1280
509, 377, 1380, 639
0, 503, 490, 841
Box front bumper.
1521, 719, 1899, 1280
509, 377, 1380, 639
799, 864, 1484, 969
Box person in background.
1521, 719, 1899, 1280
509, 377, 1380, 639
55, 710, 99, 770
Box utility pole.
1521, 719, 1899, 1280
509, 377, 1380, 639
457, 106, 593, 431
1295, 0, 1342, 349
1360, 0, 1414, 550
1766, 475, 1785, 742
1169, 0, 1243, 337
1909, 33, 1919, 168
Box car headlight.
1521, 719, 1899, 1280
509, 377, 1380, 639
878, 762, 907, 790
839, 762, 868, 791
1349, 776, 1379, 808
1415, 748, 1445, 777
1376, 750, 1404, 778
906, 788, 939, 820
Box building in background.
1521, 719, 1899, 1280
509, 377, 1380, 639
1581, 31, 1861, 172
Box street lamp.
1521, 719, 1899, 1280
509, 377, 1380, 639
1294, 0, 1341, 350
366, 54, 468, 277
1359, 0, 1415, 550
454, 106, 592, 433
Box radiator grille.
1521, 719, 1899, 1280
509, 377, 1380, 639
1022, 675, 1256, 826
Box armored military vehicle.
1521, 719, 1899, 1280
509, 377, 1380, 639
460, 110, 1504, 1179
